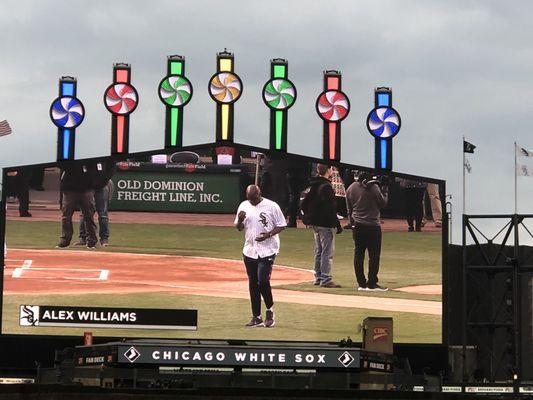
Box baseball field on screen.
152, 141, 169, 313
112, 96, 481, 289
3, 219, 442, 343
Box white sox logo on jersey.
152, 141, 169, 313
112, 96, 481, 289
259, 212, 268, 227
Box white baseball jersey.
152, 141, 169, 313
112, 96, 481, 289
234, 197, 287, 259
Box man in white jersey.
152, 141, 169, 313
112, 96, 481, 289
235, 185, 287, 328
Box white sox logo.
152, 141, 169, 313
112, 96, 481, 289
338, 351, 355, 367
259, 212, 268, 227
19, 305, 40, 326
124, 346, 141, 363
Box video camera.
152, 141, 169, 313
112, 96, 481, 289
355, 171, 390, 188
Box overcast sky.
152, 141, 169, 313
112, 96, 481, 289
1, 0, 533, 242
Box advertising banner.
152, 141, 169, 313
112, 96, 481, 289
110, 171, 241, 213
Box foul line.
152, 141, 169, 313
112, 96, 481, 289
11, 259, 32, 278
11, 259, 108, 281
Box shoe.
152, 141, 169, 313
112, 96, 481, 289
100, 239, 109, 247
367, 284, 388, 292
245, 316, 264, 328
55, 242, 69, 248
74, 240, 87, 246
357, 284, 368, 291
86, 243, 97, 250
408, 226, 414, 232
320, 281, 341, 288
19, 212, 32, 217
264, 310, 275, 328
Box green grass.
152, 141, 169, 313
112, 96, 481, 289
6, 220, 442, 301
4, 292, 441, 343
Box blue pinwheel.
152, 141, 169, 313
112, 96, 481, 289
50, 96, 85, 129
366, 107, 401, 139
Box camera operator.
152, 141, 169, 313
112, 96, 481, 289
345, 171, 388, 291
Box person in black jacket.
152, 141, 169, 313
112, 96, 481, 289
56, 162, 97, 249
304, 164, 343, 288
75, 161, 115, 247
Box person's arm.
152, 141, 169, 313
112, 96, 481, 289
345, 185, 354, 225
374, 185, 388, 208
234, 206, 246, 231
256, 226, 285, 242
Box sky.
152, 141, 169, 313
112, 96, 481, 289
1, 0, 533, 242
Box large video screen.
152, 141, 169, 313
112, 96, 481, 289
2, 146, 443, 343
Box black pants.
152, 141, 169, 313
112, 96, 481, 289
243, 255, 275, 317
404, 188, 425, 229
60, 190, 97, 246
353, 224, 382, 286
16, 184, 29, 215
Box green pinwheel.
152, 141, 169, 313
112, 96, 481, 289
263, 78, 296, 110
159, 75, 193, 107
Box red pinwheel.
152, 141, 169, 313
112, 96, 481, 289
316, 90, 350, 122
104, 83, 138, 115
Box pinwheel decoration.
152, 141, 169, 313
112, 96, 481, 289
262, 58, 297, 152
105, 84, 138, 115
49, 76, 85, 161
317, 90, 350, 122
103, 63, 139, 155
158, 55, 194, 148
366, 87, 401, 170
209, 72, 242, 103
315, 70, 350, 161
208, 50, 243, 142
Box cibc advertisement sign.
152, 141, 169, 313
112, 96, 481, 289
19, 305, 197, 330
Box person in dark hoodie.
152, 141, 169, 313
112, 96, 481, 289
56, 162, 97, 249
345, 171, 388, 291
304, 164, 343, 288
75, 161, 115, 247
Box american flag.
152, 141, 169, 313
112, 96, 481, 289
0, 120, 12, 137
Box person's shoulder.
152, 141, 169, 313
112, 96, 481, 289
237, 200, 249, 210
262, 197, 281, 209
346, 181, 359, 191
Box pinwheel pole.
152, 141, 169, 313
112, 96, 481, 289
104, 63, 139, 155
208, 50, 243, 143
262, 58, 297, 152
158, 55, 193, 148
366, 87, 401, 171
49, 76, 85, 161
315, 70, 350, 162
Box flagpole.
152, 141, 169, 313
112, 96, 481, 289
463, 135, 466, 215
514, 141, 517, 214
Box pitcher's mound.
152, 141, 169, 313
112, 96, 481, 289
395, 284, 441, 295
